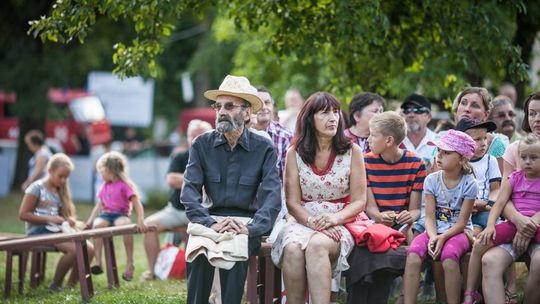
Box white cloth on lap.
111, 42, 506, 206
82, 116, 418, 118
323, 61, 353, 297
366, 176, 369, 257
185, 222, 249, 270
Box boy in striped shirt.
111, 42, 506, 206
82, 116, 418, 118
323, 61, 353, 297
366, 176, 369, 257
365, 111, 427, 243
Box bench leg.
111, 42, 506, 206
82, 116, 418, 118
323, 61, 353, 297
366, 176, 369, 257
247, 256, 258, 303
18, 251, 27, 295
274, 268, 281, 301
40, 251, 47, 285
264, 256, 274, 304
75, 240, 94, 301
30, 251, 40, 288
103, 236, 119, 289
30, 251, 47, 287
4, 251, 13, 298
258, 256, 265, 303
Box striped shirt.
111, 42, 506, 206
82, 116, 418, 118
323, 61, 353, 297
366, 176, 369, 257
364, 150, 427, 212
266, 120, 293, 180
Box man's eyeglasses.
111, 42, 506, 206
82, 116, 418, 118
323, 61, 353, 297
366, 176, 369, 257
402, 107, 430, 114
211, 102, 248, 111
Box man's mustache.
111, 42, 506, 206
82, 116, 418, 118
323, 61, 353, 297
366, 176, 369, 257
502, 120, 515, 128
218, 116, 232, 123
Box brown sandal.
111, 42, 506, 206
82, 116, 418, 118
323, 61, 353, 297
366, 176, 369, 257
505, 290, 518, 304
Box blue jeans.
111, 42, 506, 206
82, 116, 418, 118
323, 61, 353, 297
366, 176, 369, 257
98, 212, 129, 225
472, 211, 490, 229
27, 225, 57, 236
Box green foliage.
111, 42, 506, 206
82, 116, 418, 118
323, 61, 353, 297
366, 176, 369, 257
29, 0, 210, 79
27, 0, 537, 104
225, 0, 529, 101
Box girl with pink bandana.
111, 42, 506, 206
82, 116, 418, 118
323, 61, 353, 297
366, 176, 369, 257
403, 130, 478, 304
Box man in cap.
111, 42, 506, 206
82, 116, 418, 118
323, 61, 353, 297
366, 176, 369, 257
401, 93, 437, 171
181, 75, 281, 303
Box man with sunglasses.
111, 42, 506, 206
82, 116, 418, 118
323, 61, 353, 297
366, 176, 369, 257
181, 75, 281, 304
401, 93, 437, 171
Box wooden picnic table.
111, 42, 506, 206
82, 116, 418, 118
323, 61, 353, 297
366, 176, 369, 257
0, 224, 155, 301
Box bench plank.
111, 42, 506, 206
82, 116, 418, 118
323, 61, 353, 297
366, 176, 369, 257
0, 224, 149, 251
1, 224, 155, 301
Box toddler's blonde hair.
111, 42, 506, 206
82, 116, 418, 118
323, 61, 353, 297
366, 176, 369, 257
97, 151, 139, 197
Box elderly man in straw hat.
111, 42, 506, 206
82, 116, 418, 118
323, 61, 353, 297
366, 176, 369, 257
181, 75, 281, 304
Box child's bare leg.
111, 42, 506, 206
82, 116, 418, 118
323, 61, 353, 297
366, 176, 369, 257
403, 253, 422, 304
442, 259, 460, 304
51, 242, 78, 288
504, 264, 517, 303
92, 218, 109, 267
524, 247, 540, 304
482, 247, 513, 304
463, 240, 493, 301
115, 217, 134, 270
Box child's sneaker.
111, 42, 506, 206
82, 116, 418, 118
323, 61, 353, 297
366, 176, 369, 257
91, 265, 104, 275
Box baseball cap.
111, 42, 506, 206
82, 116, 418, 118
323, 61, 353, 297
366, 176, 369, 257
401, 93, 431, 111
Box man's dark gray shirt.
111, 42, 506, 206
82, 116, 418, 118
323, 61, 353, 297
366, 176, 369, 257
181, 128, 281, 237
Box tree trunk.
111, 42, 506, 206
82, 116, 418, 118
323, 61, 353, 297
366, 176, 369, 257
10, 87, 49, 191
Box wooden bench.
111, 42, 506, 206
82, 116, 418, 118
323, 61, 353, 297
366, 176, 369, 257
246, 241, 280, 304
0, 224, 155, 301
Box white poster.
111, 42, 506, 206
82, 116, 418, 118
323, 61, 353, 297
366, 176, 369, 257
88, 71, 154, 127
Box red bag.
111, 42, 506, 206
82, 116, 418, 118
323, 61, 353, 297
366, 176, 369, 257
154, 243, 187, 280
168, 249, 186, 279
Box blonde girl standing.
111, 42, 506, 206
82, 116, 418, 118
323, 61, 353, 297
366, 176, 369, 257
403, 130, 478, 304
86, 151, 147, 281
19, 153, 94, 290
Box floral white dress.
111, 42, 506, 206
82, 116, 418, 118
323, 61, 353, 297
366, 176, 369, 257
271, 148, 355, 279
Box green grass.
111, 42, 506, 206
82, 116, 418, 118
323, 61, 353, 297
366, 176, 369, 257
0, 192, 531, 303
0, 192, 187, 303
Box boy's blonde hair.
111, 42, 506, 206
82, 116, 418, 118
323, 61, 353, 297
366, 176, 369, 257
47, 153, 75, 219
369, 111, 407, 145
97, 151, 139, 197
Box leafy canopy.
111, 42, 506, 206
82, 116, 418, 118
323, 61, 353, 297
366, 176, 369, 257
30, 0, 530, 101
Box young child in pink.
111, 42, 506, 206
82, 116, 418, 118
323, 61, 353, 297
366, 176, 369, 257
403, 130, 478, 304
464, 133, 540, 304
86, 151, 147, 281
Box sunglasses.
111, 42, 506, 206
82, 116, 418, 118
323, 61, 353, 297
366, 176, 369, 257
211, 102, 248, 111
402, 107, 430, 114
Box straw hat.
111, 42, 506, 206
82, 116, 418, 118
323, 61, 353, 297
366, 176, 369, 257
204, 75, 263, 113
